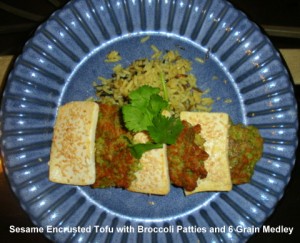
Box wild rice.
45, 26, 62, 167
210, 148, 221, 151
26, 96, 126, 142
95, 47, 213, 115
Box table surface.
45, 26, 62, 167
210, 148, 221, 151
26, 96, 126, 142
1, 49, 299, 242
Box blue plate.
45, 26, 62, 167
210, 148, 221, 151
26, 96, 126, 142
1, 0, 298, 242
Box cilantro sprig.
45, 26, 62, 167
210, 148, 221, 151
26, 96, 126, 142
122, 85, 183, 159
122, 85, 168, 132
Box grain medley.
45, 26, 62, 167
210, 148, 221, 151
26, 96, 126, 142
94, 45, 213, 116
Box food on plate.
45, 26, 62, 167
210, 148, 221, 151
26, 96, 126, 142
91, 102, 170, 195
229, 124, 264, 184
180, 112, 232, 195
48, 101, 99, 185
105, 50, 122, 62
95, 49, 213, 115
167, 120, 209, 191
128, 133, 170, 195
121, 85, 184, 156
48, 46, 264, 195
48, 86, 263, 194
92, 103, 140, 189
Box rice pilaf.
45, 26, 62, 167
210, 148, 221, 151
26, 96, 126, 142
95, 47, 213, 115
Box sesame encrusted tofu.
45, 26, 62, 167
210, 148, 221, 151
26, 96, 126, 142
49, 101, 99, 185
180, 112, 232, 194
128, 132, 170, 195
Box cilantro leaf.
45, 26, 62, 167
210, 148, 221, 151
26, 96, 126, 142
148, 114, 184, 144
148, 94, 168, 114
122, 86, 168, 132
128, 85, 160, 108
129, 143, 163, 159
122, 105, 153, 132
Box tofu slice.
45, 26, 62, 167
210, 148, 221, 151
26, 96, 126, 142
49, 101, 99, 185
128, 132, 170, 195
180, 112, 232, 194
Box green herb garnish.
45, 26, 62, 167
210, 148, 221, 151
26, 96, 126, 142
160, 72, 169, 102
122, 85, 168, 132
122, 85, 183, 159
129, 143, 164, 160
148, 114, 183, 144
